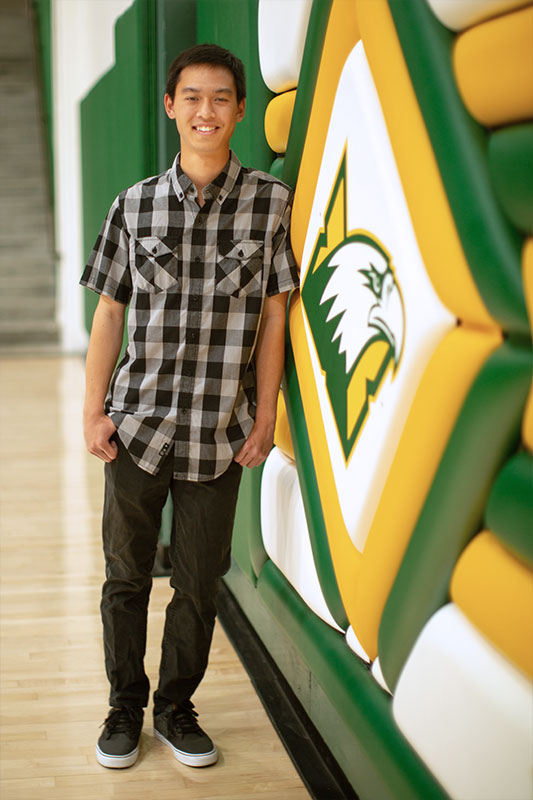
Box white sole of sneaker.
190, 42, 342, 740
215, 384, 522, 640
95, 743, 139, 769
153, 728, 218, 767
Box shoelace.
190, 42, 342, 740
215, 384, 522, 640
168, 702, 203, 737
103, 707, 142, 737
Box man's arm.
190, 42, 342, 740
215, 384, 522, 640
83, 294, 126, 462
234, 291, 289, 469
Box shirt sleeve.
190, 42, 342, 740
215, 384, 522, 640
80, 194, 132, 305
266, 194, 300, 297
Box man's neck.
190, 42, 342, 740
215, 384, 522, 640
180, 149, 230, 204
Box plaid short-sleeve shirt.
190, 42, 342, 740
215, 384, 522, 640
81, 151, 299, 481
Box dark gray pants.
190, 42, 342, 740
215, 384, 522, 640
101, 439, 242, 711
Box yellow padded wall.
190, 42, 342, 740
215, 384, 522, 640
451, 530, 533, 678
453, 4, 533, 128
522, 237, 533, 330
264, 90, 297, 154
523, 387, 533, 451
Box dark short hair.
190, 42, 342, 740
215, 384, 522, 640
166, 43, 246, 104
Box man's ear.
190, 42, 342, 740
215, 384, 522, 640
164, 93, 175, 119
236, 98, 246, 123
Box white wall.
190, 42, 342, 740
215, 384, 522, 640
52, 0, 134, 352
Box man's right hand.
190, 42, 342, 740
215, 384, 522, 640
83, 413, 118, 462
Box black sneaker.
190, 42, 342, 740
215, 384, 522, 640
96, 707, 144, 768
154, 701, 218, 767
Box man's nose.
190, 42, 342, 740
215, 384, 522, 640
197, 98, 215, 118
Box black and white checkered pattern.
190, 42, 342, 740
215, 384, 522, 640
81, 152, 299, 481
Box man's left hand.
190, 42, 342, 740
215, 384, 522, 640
234, 419, 276, 469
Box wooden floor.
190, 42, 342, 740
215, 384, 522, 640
0, 356, 310, 800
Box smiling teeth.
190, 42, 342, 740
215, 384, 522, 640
196, 126, 216, 131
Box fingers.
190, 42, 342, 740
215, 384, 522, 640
84, 415, 118, 462
87, 436, 117, 463
234, 438, 271, 469
98, 437, 118, 462
235, 450, 264, 469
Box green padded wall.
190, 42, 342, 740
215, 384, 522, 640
488, 123, 533, 236
231, 466, 265, 585
486, 451, 533, 567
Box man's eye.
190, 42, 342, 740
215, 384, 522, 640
215, 97, 228, 103
185, 96, 198, 101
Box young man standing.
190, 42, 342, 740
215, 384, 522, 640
81, 44, 298, 770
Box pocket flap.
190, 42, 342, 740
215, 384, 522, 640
135, 236, 180, 259
217, 239, 264, 261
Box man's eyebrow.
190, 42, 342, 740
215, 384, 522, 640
180, 86, 234, 95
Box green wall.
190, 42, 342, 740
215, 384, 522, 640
32, 0, 54, 202
156, 0, 197, 171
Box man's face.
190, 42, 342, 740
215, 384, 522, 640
164, 64, 245, 159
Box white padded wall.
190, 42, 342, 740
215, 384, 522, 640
260, 447, 343, 631
258, 0, 313, 93
393, 604, 533, 800
345, 626, 371, 663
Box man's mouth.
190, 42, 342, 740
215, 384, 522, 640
193, 125, 218, 133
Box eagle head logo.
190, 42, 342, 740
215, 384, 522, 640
301, 156, 405, 461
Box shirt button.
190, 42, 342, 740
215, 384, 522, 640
197, 216, 205, 226
152, 247, 157, 254
194, 256, 201, 262
192, 295, 199, 302
190, 331, 198, 341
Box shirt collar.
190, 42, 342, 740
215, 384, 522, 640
170, 151, 242, 205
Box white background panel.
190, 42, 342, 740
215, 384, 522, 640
393, 604, 533, 800
53, 0, 134, 352
300, 42, 456, 553
258, 0, 312, 92
260, 447, 343, 631
425, 0, 531, 31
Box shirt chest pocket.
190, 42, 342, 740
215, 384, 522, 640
216, 240, 264, 298
133, 236, 181, 293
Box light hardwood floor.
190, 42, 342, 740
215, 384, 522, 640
0, 356, 310, 800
